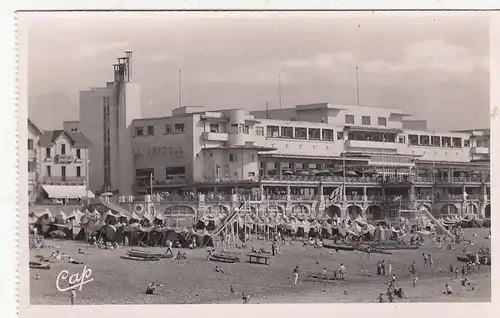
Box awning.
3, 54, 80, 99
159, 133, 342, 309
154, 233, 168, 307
42, 185, 95, 199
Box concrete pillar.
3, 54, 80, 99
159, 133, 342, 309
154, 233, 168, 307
363, 186, 367, 201
480, 184, 487, 202
381, 187, 386, 200
462, 184, 467, 202
286, 185, 291, 201
276, 162, 282, 176
290, 162, 296, 173
408, 184, 415, 201
260, 184, 265, 201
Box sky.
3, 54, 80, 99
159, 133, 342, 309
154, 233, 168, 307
21, 12, 490, 131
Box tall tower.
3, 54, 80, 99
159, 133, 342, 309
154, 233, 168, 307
79, 51, 141, 195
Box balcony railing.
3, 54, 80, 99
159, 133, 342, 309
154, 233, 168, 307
346, 140, 399, 150
201, 132, 229, 142
42, 176, 86, 185
471, 147, 489, 155
205, 194, 233, 202
291, 194, 316, 201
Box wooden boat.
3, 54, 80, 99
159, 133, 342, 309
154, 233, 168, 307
323, 244, 355, 251
120, 255, 160, 261
29, 261, 51, 270
211, 252, 240, 262
128, 249, 173, 259
209, 255, 238, 263
355, 246, 392, 255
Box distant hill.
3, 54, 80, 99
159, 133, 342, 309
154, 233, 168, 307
28, 91, 79, 130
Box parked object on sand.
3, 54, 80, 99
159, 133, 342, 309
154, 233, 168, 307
127, 249, 174, 259
29, 261, 51, 270
120, 255, 160, 261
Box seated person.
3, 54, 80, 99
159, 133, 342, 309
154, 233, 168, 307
146, 282, 157, 295
394, 288, 405, 299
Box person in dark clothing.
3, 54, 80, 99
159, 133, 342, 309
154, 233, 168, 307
271, 241, 277, 256
146, 282, 157, 295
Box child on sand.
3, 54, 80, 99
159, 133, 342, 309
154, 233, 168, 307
444, 284, 452, 295
146, 282, 157, 294
69, 289, 76, 305
376, 293, 384, 303
413, 277, 418, 287
242, 292, 250, 304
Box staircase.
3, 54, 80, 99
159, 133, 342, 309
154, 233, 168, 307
213, 202, 247, 236
420, 208, 454, 238
93, 197, 132, 218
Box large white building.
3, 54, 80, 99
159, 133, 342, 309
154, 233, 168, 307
68, 53, 491, 223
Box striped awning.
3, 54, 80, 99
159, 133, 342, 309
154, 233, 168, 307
42, 185, 95, 199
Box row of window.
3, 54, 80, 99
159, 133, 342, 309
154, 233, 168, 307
44, 147, 82, 159
135, 123, 186, 136
345, 114, 387, 126
266, 125, 344, 141
44, 166, 82, 177
408, 135, 466, 148
136, 167, 187, 180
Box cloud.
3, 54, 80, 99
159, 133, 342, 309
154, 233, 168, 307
142, 53, 172, 63
202, 67, 290, 85
71, 41, 128, 59
363, 40, 488, 74
284, 53, 355, 69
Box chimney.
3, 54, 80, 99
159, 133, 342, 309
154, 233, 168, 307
125, 51, 133, 82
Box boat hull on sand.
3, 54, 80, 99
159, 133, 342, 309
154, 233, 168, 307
120, 255, 160, 261
128, 249, 173, 259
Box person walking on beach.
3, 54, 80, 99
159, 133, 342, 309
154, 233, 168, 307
271, 240, 277, 256
165, 239, 173, 256
428, 254, 433, 268
448, 264, 454, 277
293, 266, 299, 285
69, 289, 76, 305
387, 261, 392, 277
381, 260, 386, 276
409, 261, 417, 276
377, 261, 382, 276
339, 263, 346, 281
454, 268, 459, 280
413, 276, 418, 287
422, 253, 428, 267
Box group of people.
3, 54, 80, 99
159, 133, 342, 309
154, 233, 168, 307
376, 260, 393, 277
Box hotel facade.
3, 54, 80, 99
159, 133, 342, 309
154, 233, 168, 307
27, 119, 93, 204
67, 53, 491, 227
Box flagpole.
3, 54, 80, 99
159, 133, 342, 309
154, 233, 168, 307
178, 69, 182, 108
342, 152, 346, 202
355, 66, 360, 106
278, 75, 282, 109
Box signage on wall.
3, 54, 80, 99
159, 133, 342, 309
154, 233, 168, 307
54, 155, 75, 164
134, 146, 184, 160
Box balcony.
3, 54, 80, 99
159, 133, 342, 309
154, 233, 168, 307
202, 132, 229, 142
471, 147, 489, 155
345, 140, 399, 151
42, 176, 86, 185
